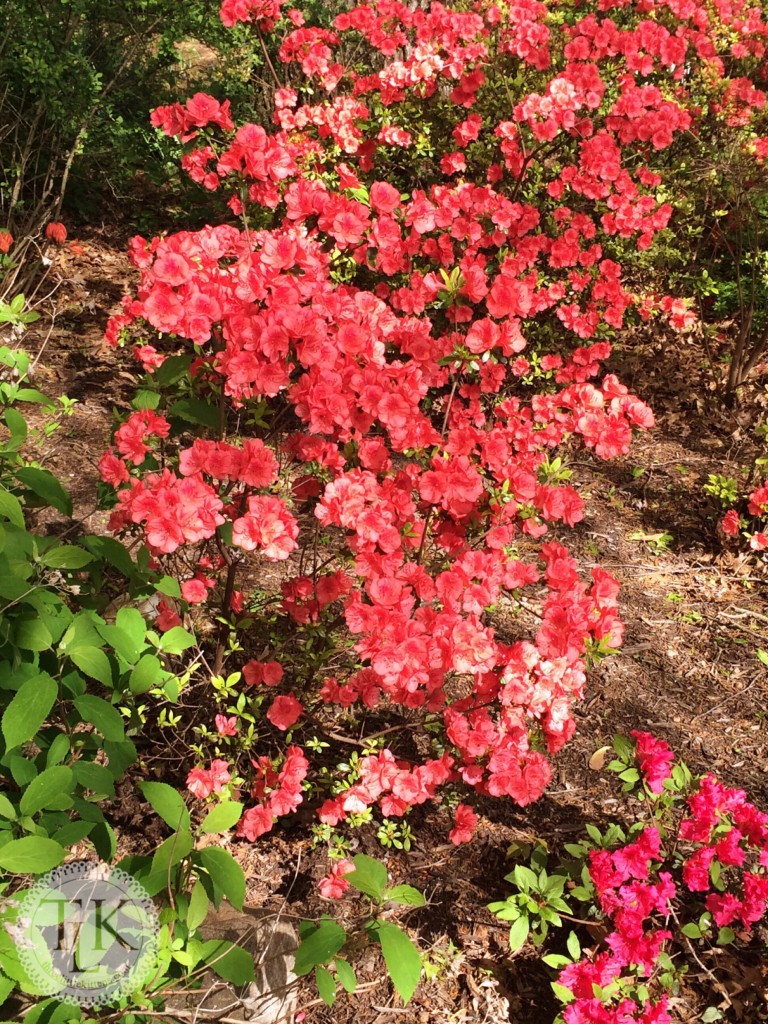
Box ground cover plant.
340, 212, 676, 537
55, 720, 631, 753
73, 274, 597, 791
0, 0, 768, 1021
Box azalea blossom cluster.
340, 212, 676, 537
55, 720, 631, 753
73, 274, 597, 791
555, 733, 768, 1024
104, 0, 767, 842
721, 479, 768, 553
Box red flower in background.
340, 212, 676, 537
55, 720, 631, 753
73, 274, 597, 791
45, 221, 67, 244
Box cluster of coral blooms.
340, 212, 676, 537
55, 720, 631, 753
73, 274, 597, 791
558, 732, 768, 1024
102, 0, 767, 847
722, 481, 768, 552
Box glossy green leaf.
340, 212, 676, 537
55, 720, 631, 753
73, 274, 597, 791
2, 673, 57, 750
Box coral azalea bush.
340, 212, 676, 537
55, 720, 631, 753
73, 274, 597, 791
101, 0, 767, 852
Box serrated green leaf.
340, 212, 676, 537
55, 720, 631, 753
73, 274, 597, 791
73, 695, 124, 740
20, 766, 74, 815
14, 617, 53, 651
0, 836, 64, 873
157, 626, 195, 655
69, 646, 112, 686
0, 489, 24, 527
129, 653, 164, 694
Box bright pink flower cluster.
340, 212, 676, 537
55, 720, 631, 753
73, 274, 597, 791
106, 0, 768, 842
720, 479, 768, 553
186, 758, 232, 799
557, 735, 768, 1022
237, 745, 309, 840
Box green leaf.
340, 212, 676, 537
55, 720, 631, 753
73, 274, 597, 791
508, 916, 530, 952
294, 919, 346, 976
15, 468, 72, 516
40, 546, 94, 570
681, 922, 701, 939
116, 606, 148, 648
154, 353, 193, 386
150, 830, 194, 884
346, 854, 388, 901
374, 922, 421, 1004
14, 617, 53, 651
0, 836, 64, 873
95, 622, 140, 665
81, 535, 136, 578
0, 490, 24, 527
512, 865, 538, 893
0, 792, 17, 820
168, 398, 220, 431
334, 957, 357, 994
4, 407, 27, 449
129, 654, 164, 694
382, 884, 426, 907
200, 801, 243, 834
566, 930, 581, 960
551, 982, 576, 1005
132, 390, 161, 411
197, 847, 245, 910
139, 781, 190, 832
73, 695, 124, 741
90, 821, 116, 862
701, 1008, 723, 1023
2, 673, 57, 750
155, 576, 181, 599
71, 761, 116, 798
17, 998, 79, 1024
315, 965, 336, 1006
202, 941, 255, 985
69, 646, 112, 686
187, 880, 209, 932
20, 766, 74, 816
157, 626, 195, 655
717, 926, 735, 946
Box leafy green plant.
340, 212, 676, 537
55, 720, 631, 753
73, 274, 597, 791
488, 844, 574, 951
295, 854, 425, 1008
703, 474, 739, 506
